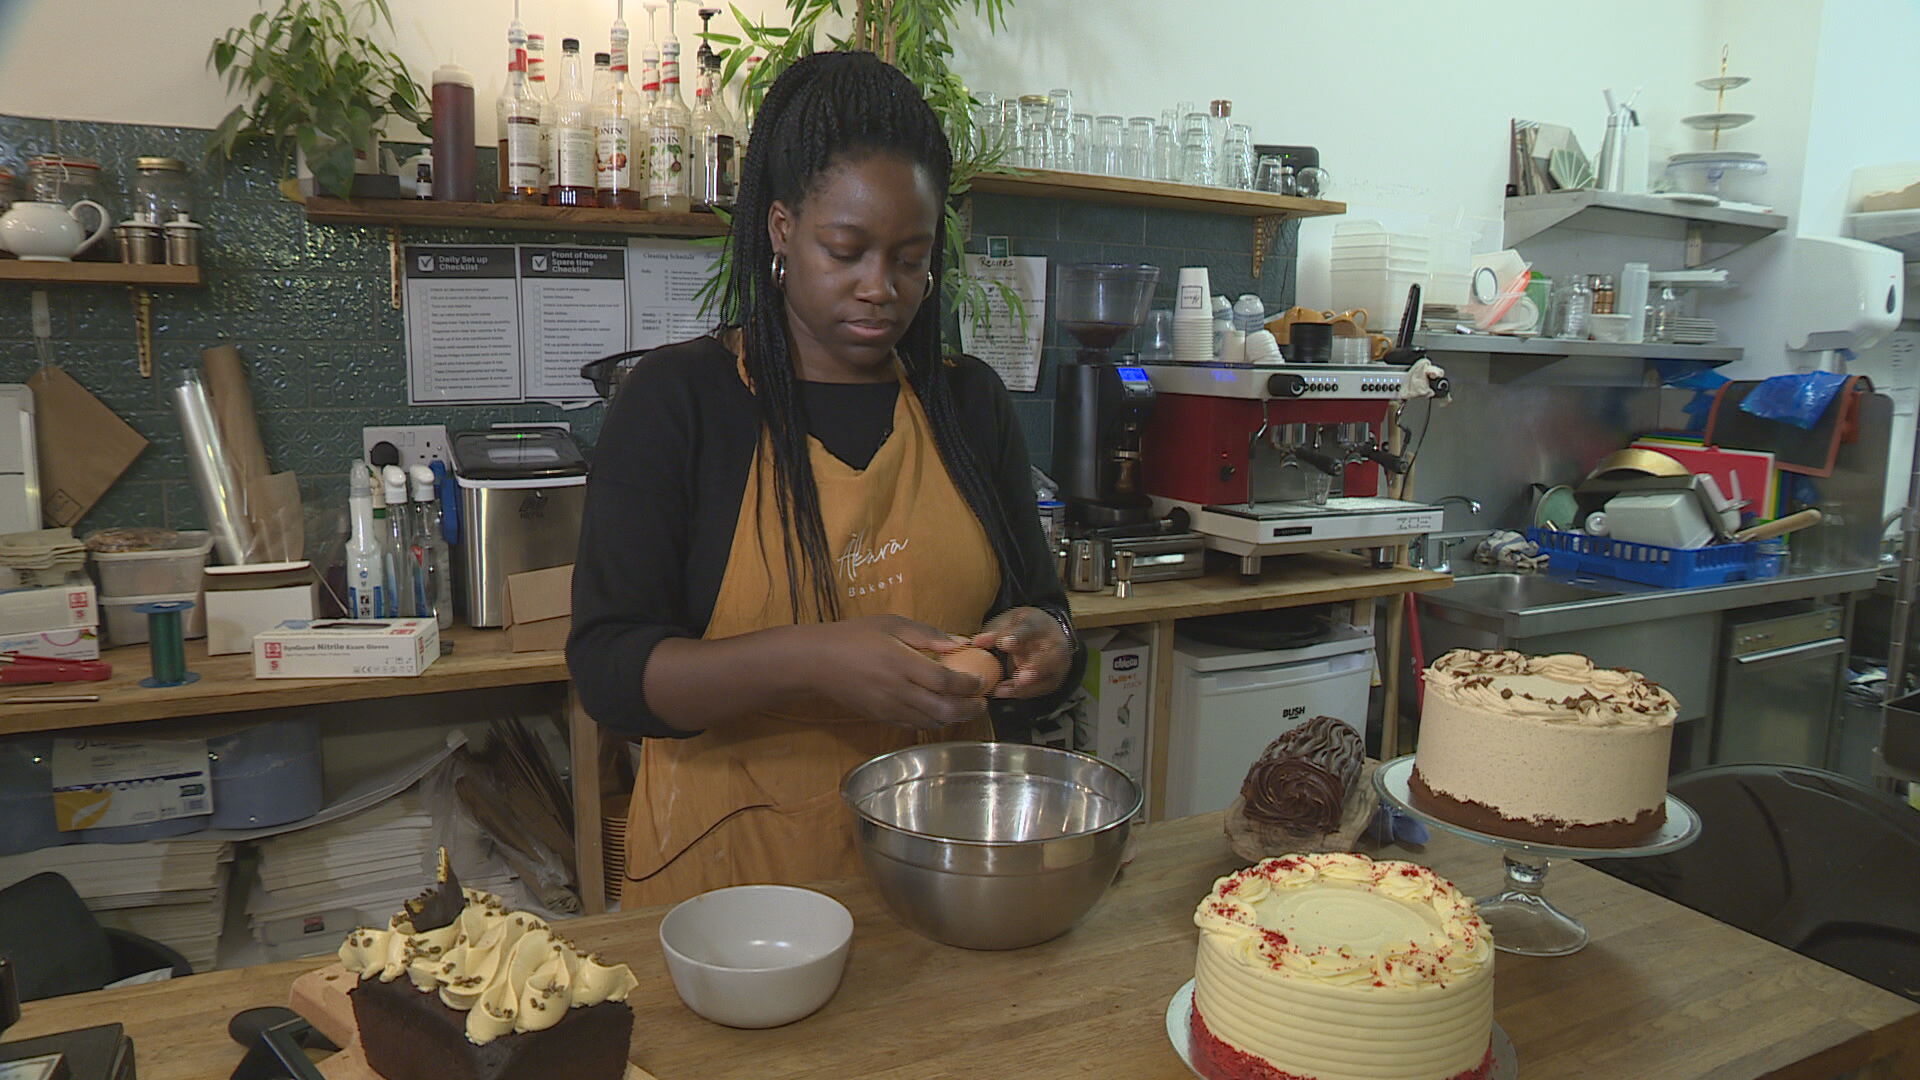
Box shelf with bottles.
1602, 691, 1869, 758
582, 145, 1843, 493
300, 195, 728, 236
1414, 331, 1741, 364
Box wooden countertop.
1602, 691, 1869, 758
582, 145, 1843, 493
1, 556, 1446, 735
11, 814, 1914, 1080
0, 626, 567, 735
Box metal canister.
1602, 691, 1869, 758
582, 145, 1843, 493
164, 213, 204, 266
1068, 537, 1108, 592
116, 217, 164, 264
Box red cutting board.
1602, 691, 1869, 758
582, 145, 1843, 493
291, 965, 659, 1080
1631, 440, 1781, 519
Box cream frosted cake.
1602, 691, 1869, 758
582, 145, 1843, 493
1413, 649, 1677, 847
1190, 853, 1495, 1080
337, 852, 639, 1080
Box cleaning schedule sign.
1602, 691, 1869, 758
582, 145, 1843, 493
404, 243, 636, 404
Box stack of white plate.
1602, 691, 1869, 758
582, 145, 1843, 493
1173, 267, 1216, 363
1664, 317, 1720, 344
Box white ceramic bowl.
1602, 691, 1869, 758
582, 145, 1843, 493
658, 885, 853, 1029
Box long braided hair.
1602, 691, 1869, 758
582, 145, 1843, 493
717, 50, 1025, 623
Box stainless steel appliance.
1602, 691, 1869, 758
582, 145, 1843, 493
449, 428, 587, 627
1713, 603, 1848, 768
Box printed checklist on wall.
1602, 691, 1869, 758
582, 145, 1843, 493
403, 240, 720, 404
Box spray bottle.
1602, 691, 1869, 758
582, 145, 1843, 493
346, 464, 382, 619
640, 4, 664, 112
368, 467, 402, 617
381, 465, 417, 616
410, 464, 454, 630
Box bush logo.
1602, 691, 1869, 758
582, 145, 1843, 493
1112, 655, 1140, 672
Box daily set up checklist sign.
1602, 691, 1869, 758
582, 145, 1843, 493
404, 240, 720, 404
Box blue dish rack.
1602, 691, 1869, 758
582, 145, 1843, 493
1526, 528, 1778, 588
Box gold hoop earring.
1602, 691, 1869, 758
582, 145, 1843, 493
771, 252, 787, 290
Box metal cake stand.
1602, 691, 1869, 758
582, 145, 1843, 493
1374, 755, 1702, 957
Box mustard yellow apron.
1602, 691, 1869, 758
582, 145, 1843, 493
622, 363, 1000, 907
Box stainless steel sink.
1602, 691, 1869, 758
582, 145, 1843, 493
1432, 573, 1618, 611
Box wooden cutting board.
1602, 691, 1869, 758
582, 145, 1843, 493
290, 965, 659, 1080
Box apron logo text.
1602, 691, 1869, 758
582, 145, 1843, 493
837, 532, 910, 584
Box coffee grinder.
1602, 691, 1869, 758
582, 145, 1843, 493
1052, 263, 1206, 588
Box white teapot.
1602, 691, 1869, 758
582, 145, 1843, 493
0, 200, 110, 261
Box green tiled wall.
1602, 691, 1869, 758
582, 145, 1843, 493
1, 115, 1294, 532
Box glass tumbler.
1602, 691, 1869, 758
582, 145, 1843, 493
1255, 154, 1284, 192
1122, 117, 1156, 179
1139, 309, 1175, 362
1153, 122, 1179, 182
1180, 130, 1217, 187
1018, 95, 1051, 169
1091, 115, 1125, 176
1070, 114, 1093, 173
999, 99, 1024, 165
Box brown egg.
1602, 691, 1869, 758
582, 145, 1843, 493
938, 645, 1004, 698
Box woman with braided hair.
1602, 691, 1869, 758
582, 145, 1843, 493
568, 50, 1083, 907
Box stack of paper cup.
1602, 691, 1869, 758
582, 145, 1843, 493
1173, 266, 1216, 364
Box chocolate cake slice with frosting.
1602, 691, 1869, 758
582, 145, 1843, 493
339, 849, 638, 1080
1226, 716, 1376, 858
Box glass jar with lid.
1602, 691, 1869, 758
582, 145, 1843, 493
0, 168, 13, 212
27, 155, 111, 258
132, 157, 193, 223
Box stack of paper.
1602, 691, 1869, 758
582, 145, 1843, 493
0, 835, 234, 974
245, 790, 518, 961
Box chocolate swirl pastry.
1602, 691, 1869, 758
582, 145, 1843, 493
403, 846, 466, 932
1239, 717, 1366, 833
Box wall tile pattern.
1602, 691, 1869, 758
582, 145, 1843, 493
1, 116, 1295, 531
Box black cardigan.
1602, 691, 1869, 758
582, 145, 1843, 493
567, 335, 1083, 739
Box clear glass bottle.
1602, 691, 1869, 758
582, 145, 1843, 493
1556, 275, 1593, 339
526, 32, 551, 192
690, 57, 737, 210
592, 51, 613, 101
497, 40, 545, 202
1592, 273, 1616, 315
595, 43, 645, 208
646, 38, 693, 211
547, 38, 599, 206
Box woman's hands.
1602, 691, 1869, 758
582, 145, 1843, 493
972, 606, 1072, 700
803, 615, 988, 732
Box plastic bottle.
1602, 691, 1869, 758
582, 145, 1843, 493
1555, 276, 1593, 340
646, 0, 692, 212
1231, 293, 1265, 334
526, 32, 552, 189
368, 468, 402, 617
431, 64, 477, 201
546, 38, 598, 206
595, 35, 645, 207
346, 466, 382, 619
381, 465, 417, 617
411, 465, 454, 629
1619, 262, 1650, 344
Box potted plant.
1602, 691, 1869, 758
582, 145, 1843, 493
701, 0, 1022, 334
206, 0, 429, 199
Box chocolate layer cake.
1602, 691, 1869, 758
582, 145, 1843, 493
352, 974, 632, 1080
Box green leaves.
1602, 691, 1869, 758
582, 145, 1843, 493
203, 0, 429, 198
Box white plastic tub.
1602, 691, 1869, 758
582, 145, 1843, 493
92, 531, 213, 597
101, 591, 207, 646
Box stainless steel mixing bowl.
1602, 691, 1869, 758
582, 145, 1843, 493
841, 741, 1142, 950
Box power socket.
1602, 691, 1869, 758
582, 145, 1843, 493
362, 425, 450, 469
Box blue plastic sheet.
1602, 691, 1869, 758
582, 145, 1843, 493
1656, 362, 1731, 432
1739, 371, 1849, 430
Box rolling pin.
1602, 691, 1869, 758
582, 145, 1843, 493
1732, 508, 1822, 543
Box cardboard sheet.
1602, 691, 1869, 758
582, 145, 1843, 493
25, 366, 147, 527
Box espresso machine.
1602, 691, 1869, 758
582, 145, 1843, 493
1051, 264, 1206, 589
1140, 322, 1451, 576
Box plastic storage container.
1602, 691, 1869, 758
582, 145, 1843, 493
1330, 220, 1433, 330
102, 592, 207, 646
0, 737, 74, 856
1528, 528, 1765, 588
91, 530, 213, 597
209, 718, 324, 829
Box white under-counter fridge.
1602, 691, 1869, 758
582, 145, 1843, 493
1163, 623, 1375, 819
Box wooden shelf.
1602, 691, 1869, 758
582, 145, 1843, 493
1416, 331, 1741, 364
0, 261, 203, 287
969, 168, 1345, 219
303, 196, 730, 237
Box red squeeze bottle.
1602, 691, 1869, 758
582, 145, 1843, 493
432, 64, 478, 202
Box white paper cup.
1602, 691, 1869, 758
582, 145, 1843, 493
1175, 267, 1212, 314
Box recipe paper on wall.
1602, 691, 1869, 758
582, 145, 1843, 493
959, 254, 1046, 392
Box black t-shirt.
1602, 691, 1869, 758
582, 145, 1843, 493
566, 335, 1082, 739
